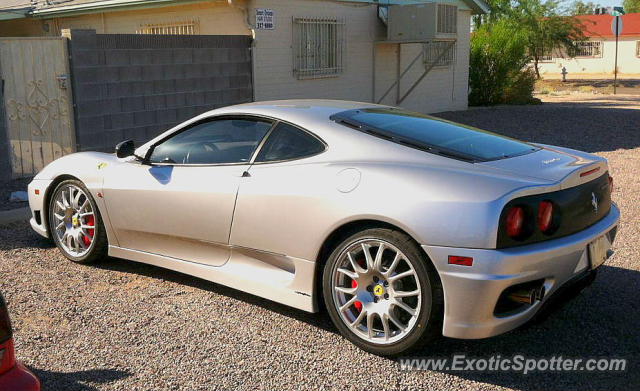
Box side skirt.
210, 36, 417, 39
108, 245, 318, 312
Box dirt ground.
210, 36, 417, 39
536, 79, 640, 96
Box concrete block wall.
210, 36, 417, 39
67, 29, 253, 152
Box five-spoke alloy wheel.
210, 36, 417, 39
48, 179, 107, 263
323, 228, 443, 356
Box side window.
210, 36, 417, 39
255, 123, 326, 162
149, 118, 272, 164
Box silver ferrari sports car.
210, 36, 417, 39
27, 100, 619, 356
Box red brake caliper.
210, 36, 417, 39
352, 280, 362, 312
83, 215, 95, 246
352, 257, 367, 312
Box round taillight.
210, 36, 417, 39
537, 201, 554, 233
506, 206, 525, 238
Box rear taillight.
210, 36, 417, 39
506, 206, 525, 238
537, 201, 554, 233
0, 295, 15, 375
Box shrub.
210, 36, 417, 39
503, 67, 539, 104
469, 21, 536, 106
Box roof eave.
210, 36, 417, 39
465, 0, 490, 14
30, 0, 206, 18
0, 9, 30, 20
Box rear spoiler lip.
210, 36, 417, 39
528, 143, 609, 190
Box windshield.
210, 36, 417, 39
331, 108, 538, 162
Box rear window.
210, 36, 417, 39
331, 108, 538, 162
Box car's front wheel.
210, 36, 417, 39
48, 179, 108, 264
323, 228, 443, 356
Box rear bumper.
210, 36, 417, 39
423, 202, 620, 339
0, 362, 41, 391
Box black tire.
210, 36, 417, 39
48, 179, 108, 264
322, 228, 443, 357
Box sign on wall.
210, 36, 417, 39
255, 8, 275, 30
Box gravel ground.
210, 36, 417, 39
1, 95, 639, 391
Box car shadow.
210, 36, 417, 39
95, 257, 639, 390
28, 367, 131, 391
0, 223, 334, 333
94, 256, 337, 334
434, 100, 640, 154
406, 264, 639, 391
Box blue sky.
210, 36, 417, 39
595, 0, 622, 7
561, 0, 622, 7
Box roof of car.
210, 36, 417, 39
226, 99, 385, 112
208, 99, 387, 124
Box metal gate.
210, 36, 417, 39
0, 37, 75, 178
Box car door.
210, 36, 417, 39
230, 122, 329, 261
103, 116, 273, 266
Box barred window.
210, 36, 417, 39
424, 41, 456, 68
539, 53, 553, 62
573, 41, 602, 57
537, 47, 553, 62
137, 20, 199, 35
293, 17, 345, 79
437, 4, 457, 34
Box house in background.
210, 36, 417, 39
537, 13, 640, 77
0, 0, 488, 113
0, 0, 488, 179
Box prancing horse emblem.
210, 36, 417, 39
591, 192, 599, 214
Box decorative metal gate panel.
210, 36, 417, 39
0, 37, 75, 178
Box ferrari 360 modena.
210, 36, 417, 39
28, 100, 619, 356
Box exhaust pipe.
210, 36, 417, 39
506, 285, 545, 305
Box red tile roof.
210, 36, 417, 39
577, 13, 640, 38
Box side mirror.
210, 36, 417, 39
115, 139, 135, 159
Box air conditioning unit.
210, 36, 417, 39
386, 3, 457, 42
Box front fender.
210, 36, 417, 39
28, 152, 120, 245
34, 152, 117, 189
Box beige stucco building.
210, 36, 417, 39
536, 13, 640, 78
0, 0, 488, 114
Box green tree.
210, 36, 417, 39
469, 0, 588, 105
513, 0, 586, 78
624, 0, 640, 13
565, 0, 600, 15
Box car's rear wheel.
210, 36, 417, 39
48, 179, 108, 264
323, 228, 443, 356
